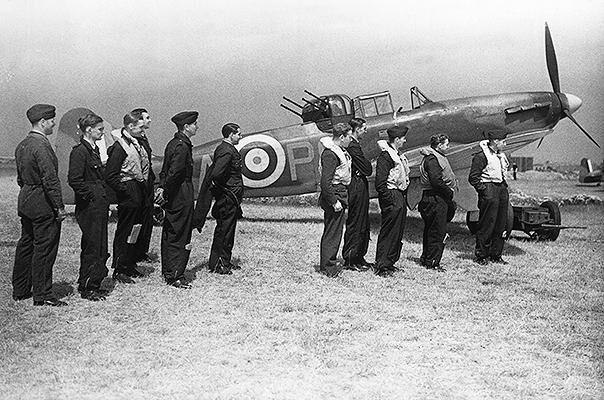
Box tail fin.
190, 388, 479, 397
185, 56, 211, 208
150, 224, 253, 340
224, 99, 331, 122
56, 107, 115, 204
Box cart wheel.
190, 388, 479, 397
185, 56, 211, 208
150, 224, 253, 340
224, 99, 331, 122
504, 202, 514, 240
535, 200, 561, 241
466, 211, 479, 234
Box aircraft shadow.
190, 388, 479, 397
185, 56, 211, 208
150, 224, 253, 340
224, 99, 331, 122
242, 210, 525, 257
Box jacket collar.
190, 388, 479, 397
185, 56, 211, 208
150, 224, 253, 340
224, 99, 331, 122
175, 131, 193, 147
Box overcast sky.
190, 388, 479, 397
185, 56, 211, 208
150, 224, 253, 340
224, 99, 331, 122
1, 0, 603, 163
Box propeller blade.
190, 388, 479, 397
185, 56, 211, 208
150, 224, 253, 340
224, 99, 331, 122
564, 110, 601, 148
545, 23, 560, 93
537, 137, 544, 148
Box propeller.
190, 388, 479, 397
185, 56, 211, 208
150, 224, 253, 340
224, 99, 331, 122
544, 23, 600, 148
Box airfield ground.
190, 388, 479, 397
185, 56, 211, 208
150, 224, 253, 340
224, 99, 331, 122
0, 172, 602, 399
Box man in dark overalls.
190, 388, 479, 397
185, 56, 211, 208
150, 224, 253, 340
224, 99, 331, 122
318, 123, 352, 277
208, 123, 244, 275
468, 130, 510, 265
105, 112, 149, 283
418, 134, 457, 272
342, 118, 373, 271
374, 126, 410, 277
157, 111, 198, 288
13, 104, 68, 306
68, 113, 109, 301
131, 108, 157, 263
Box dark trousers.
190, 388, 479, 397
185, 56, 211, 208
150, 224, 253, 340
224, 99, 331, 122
76, 199, 109, 291
419, 193, 448, 267
161, 202, 193, 282
475, 182, 509, 260
342, 176, 370, 264
112, 205, 142, 273
13, 214, 61, 301
320, 206, 346, 272
376, 190, 407, 271
209, 195, 239, 269
135, 196, 154, 261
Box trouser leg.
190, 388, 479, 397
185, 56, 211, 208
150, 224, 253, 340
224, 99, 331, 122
31, 215, 61, 301
420, 194, 448, 266
13, 216, 34, 297
161, 202, 194, 282
209, 195, 237, 269
475, 184, 498, 260
376, 190, 406, 271
77, 201, 109, 291
112, 205, 141, 273
343, 178, 369, 264
135, 198, 154, 260
489, 186, 509, 259
320, 207, 346, 271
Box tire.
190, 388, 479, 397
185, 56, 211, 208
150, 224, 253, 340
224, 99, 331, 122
535, 201, 561, 241
504, 202, 514, 240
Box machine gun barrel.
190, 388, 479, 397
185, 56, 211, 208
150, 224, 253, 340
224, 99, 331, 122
302, 98, 325, 111
282, 96, 304, 109
304, 90, 330, 107
280, 104, 302, 117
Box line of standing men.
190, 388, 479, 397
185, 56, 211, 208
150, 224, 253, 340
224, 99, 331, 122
12, 104, 244, 305
318, 121, 511, 278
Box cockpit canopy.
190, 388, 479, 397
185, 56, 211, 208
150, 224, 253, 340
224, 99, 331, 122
353, 91, 394, 118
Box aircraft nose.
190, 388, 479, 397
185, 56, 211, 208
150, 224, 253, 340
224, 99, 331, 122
564, 93, 582, 115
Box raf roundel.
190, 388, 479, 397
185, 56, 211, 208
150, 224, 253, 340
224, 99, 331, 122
236, 134, 286, 188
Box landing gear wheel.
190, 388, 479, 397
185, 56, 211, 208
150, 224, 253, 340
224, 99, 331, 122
535, 200, 561, 241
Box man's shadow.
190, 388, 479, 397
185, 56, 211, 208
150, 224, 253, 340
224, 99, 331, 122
52, 281, 74, 299
184, 256, 243, 282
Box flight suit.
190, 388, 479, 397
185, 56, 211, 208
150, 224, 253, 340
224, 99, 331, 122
375, 142, 409, 275
134, 134, 155, 262
318, 138, 351, 275
68, 138, 109, 291
105, 132, 147, 277
13, 131, 64, 302
468, 141, 510, 261
418, 147, 457, 269
208, 140, 243, 272
342, 137, 372, 267
159, 132, 194, 283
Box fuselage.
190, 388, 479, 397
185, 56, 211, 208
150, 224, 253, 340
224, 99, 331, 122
179, 91, 563, 199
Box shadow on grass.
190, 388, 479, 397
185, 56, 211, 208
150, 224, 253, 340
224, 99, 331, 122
185, 256, 243, 282
243, 209, 526, 257
243, 216, 323, 224
52, 281, 74, 298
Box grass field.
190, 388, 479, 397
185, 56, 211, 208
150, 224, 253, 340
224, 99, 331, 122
0, 174, 602, 399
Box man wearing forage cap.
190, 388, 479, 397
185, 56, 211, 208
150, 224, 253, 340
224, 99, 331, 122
13, 104, 68, 306
374, 125, 410, 277
468, 129, 510, 265
157, 111, 198, 289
